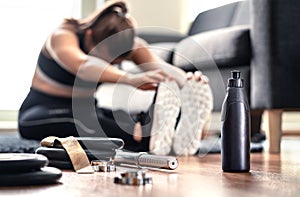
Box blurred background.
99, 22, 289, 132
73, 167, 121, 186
0, 0, 298, 135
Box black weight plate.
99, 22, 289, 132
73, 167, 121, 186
76, 137, 124, 150
35, 147, 116, 161
52, 137, 124, 151
0, 167, 62, 186
47, 160, 73, 170
0, 153, 48, 173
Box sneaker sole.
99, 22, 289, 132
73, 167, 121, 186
173, 79, 213, 156
149, 81, 180, 155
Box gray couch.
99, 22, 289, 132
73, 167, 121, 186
134, 0, 300, 153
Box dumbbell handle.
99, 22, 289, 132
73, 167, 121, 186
114, 150, 178, 170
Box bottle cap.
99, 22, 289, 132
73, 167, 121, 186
228, 70, 243, 88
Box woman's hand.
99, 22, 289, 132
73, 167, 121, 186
121, 69, 173, 90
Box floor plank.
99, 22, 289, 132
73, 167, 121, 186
1, 136, 300, 197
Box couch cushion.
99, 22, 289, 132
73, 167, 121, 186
173, 25, 251, 71
148, 42, 177, 63
120, 42, 176, 74
137, 28, 186, 44
188, 2, 241, 35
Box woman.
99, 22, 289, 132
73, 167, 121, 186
18, 0, 210, 154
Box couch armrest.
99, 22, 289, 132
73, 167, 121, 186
173, 25, 251, 71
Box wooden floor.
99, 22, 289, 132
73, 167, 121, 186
1, 136, 300, 197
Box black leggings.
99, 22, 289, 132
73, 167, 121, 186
18, 88, 151, 152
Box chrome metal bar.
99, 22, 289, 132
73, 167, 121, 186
114, 150, 178, 170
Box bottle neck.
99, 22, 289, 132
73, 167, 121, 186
228, 78, 244, 88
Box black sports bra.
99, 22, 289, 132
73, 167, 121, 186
37, 32, 101, 88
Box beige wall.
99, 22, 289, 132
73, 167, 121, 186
127, 0, 189, 33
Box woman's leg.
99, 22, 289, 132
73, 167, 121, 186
96, 108, 150, 152
18, 104, 150, 152
18, 105, 79, 140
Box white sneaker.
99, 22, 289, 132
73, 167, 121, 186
149, 81, 181, 155
172, 79, 213, 156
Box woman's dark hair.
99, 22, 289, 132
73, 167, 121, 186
64, 0, 135, 58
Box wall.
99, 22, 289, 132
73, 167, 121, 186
127, 0, 189, 33
82, 0, 97, 18
126, 0, 244, 34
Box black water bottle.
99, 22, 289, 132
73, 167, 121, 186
221, 70, 250, 172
